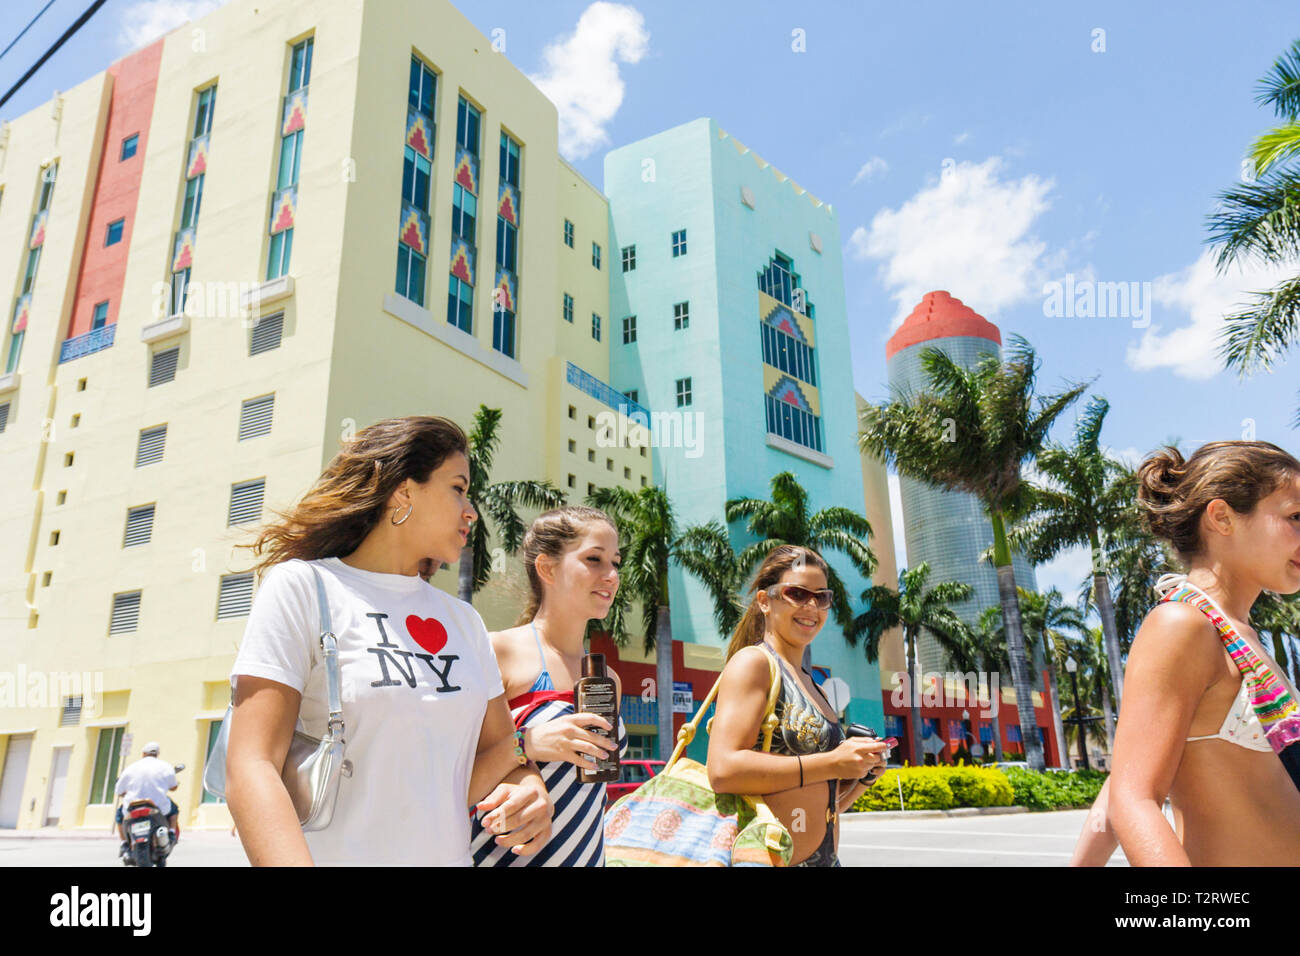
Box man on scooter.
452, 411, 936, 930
115, 742, 179, 857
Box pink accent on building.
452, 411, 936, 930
66, 39, 164, 339
885, 290, 1002, 360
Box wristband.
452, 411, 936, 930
512, 729, 527, 766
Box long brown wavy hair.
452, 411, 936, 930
725, 545, 830, 660
238, 416, 469, 579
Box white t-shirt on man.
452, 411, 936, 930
116, 756, 177, 812
231, 556, 504, 866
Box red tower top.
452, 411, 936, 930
885, 290, 1002, 360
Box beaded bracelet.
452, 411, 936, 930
512, 729, 527, 766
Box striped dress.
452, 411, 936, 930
471, 681, 628, 867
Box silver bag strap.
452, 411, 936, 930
307, 563, 345, 742
203, 560, 345, 800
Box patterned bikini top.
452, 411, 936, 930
758, 649, 844, 757
1155, 574, 1300, 791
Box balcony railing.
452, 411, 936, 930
566, 361, 651, 423
59, 323, 116, 364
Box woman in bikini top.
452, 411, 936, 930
759, 650, 847, 867
1099, 442, 1300, 866
706, 546, 890, 868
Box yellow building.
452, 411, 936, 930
0, 0, 650, 832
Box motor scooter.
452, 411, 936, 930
119, 763, 185, 868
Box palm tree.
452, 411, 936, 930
460, 405, 566, 604
851, 563, 972, 768
969, 607, 1008, 762
1209, 39, 1300, 425
1005, 396, 1135, 708
725, 471, 877, 637
1075, 527, 1178, 749
1085, 525, 1179, 655
674, 520, 747, 639
1017, 588, 1088, 768
860, 335, 1085, 769
585, 486, 680, 759
1059, 626, 1112, 760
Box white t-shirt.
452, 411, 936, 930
116, 756, 177, 811
231, 556, 504, 866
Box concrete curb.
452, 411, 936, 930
842, 805, 1031, 819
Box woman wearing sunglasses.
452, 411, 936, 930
707, 546, 890, 867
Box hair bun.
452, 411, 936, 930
1137, 447, 1186, 508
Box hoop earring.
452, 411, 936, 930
391, 503, 413, 526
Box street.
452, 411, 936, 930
0, 809, 1127, 867
0, 830, 249, 867
838, 809, 1130, 867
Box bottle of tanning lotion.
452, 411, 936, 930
574, 653, 620, 784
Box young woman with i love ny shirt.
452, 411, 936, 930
225, 416, 551, 865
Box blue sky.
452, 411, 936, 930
4, 0, 1300, 604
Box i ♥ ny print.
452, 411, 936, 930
363, 611, 461, 693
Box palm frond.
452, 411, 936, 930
1207, 173, 1300, 268
1217, 272, 1300, 375
675, 521, 746, 638
1257, 39, 1300, 119
1251, 123, 1300, 177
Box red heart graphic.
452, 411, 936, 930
405, 615, 448, 655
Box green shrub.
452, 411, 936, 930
852, 767, 953, 811
1002, 767, 1107, 810
851, 765, 1013, 812
849, 764, 1097, 812
946, 765, 1013, 808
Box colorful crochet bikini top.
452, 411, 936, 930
1155, 574, 1300, 792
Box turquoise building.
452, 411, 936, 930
604, 118, 885, 734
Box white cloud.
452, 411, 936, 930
527, 2, 648, 161
953, 131, 970, 145
852, 156, 888, 185
118, 0, 224, 49
848, 157, 1057, 328
1125, 250, 1295, 380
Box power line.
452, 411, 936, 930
0, 0, 58, 67
0, 0, 110, 114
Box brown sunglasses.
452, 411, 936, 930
765, 583, 834, 611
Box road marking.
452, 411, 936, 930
841, 827, 1080, 839
838, 842, 1072, 858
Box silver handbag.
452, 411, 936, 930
202, 563, 350, 831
